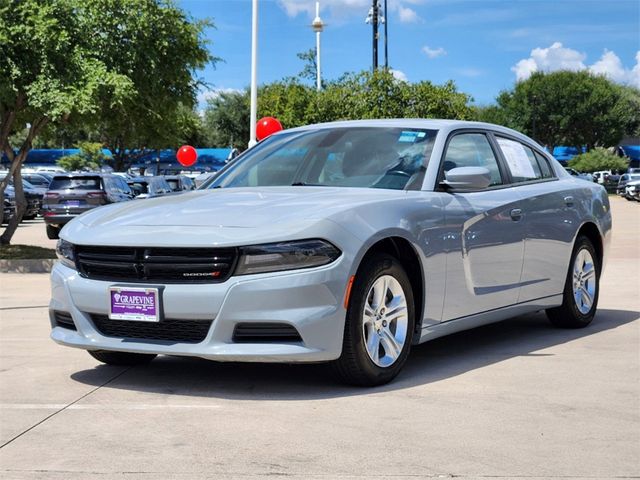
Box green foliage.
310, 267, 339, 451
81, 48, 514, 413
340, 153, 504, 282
494, 71, 638, 150
203, 91, 250, 149
204, 70, 473, 147
296, 49, 318, 83
0, 0, 215, 242
568, 147, 629, 173
57, 142, 107, 171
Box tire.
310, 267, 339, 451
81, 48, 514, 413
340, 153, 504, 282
46, 224, 60, 239
332, 253, 415, 387
23, 214, 36, 220
88, 350, 157, 366
546, 236, 600, 328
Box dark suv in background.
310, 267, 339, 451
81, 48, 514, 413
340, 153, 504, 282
42, 173, 134, 239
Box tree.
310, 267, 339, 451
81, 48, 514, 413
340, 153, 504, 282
0, 0, 214, 243
568, 148, 629, 173
203, 69, 474, 148
203, 90, 250, 149
57, 142, 107, 171
296, 49, 318, 84
495, 71, 637, 151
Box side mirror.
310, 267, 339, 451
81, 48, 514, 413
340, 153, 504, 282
441, 167, 491, 192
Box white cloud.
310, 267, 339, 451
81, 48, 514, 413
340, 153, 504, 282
590, 50, 640, 87
422, 45, 446, 59
398, 6, 419, 23
511, 43, 640, 87
511, 42, 586, 81
197, 87, 243, 105
390, 69, 408, 81
277, 0, 425, 24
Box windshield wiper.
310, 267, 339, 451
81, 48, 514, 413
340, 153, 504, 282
291, 182, 324, 186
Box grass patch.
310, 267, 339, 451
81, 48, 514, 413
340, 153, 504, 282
0, 244, 57, 260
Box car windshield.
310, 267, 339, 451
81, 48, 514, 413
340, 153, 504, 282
208, 127, 438, 191
50, 176, 102, 190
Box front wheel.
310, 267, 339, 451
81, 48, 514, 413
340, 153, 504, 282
546, 236, 600, 328
88, 350, 157, 366
332, 253, 415, 387
46, 224, 60, 240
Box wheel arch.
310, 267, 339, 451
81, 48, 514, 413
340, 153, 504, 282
354, 235, 425, 335
575, 221, 604, 268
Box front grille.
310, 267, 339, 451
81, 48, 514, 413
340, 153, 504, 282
53, 311, 77, 331
90, 314, 212, 343
233, 323, 303, 343
75, 246, 237, 283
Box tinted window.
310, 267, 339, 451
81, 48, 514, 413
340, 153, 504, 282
443, 133, 502, 186
210, 127, 438, 191
129, 181, 149, 194
49, 176, 102, 190
534, 151, 554, 178
166, 179, 180, 191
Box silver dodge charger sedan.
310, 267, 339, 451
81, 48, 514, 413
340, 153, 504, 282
50, 120, 611, 386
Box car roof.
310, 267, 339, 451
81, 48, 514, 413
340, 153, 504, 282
282, 119, 541, 149
51, 172, 106, 178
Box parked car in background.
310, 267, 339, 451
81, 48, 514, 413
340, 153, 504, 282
165, 175, 195, 192
0, 174, 43, 219
2, 193, 15, 223
616, 173, 640, 196
127, 176, 173, 199
623, 180, 640, 201
592, 170, 611, 184
50, 119, 611, 386
564, 167, 594, 182
42, 173, 134, 239
22, 173, 52, 189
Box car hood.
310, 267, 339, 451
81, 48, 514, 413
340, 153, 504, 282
65, 187, 410, 246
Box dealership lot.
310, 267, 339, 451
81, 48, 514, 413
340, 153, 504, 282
0, 197, 638, 479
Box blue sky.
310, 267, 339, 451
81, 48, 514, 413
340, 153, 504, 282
179, 0, 640, 105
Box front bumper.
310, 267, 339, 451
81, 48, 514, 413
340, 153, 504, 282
49, 257, 350, 363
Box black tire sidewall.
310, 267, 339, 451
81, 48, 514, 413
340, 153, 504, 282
344, 253, 415, 384
564, 237, 600, 325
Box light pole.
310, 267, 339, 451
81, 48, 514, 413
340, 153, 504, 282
365, 1, 384, 71
383, 0, 388, 69
249, 0, 258, 147
311, 2, 324, 91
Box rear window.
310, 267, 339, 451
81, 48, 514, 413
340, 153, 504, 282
49, 176, 102, 190
166, 179, 180, 190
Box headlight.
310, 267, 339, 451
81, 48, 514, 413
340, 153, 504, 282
56, 239, 76, 269
235, 239, 341, 275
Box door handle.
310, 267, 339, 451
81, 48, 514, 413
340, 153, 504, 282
510, 208, 523, 221
564, 196, 574, 207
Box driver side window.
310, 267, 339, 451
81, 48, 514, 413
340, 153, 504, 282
443, 133, 503, 187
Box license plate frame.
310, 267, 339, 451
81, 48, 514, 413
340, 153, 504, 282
66, 200, 81, 207
108, 286, 162, 322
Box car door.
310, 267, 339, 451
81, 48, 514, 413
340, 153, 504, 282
492, 136, 581, 303
438, 131, 526, 321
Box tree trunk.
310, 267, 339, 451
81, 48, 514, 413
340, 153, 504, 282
0, 117, 48, 245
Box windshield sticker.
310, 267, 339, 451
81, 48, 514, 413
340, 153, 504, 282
398, 131, 421, 143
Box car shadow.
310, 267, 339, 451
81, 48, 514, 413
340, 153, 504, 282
70, 308, 638, 400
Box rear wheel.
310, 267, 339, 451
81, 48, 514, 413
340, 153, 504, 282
546, 236, 600, 328
46, 224, 60, 239
88, 350, 157, 366
332, 253, 415, 387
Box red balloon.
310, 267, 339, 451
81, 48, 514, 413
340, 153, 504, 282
176, 145, 198, 167
256, 117, 283, 141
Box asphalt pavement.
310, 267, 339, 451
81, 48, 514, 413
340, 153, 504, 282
0, 197, 638, 479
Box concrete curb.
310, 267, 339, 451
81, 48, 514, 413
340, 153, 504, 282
0, 259, 56, 273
